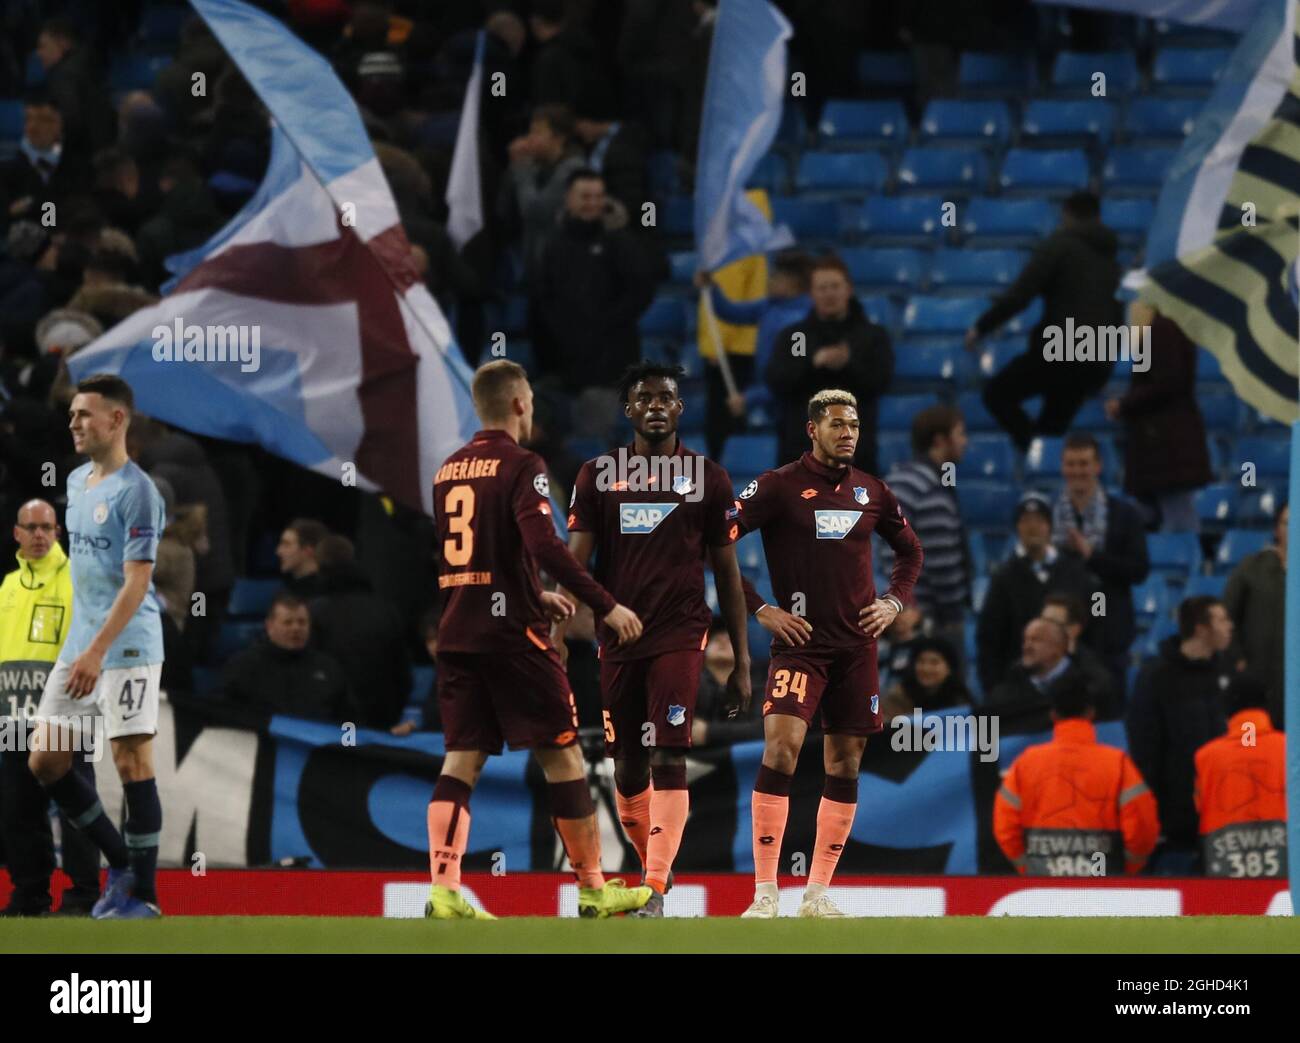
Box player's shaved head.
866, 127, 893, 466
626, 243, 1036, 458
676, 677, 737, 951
472, 359, 530, 422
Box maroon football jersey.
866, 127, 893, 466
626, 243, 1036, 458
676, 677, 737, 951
568, 440, 736, 661
435, 429, 615, 654
734, 451, 923, 652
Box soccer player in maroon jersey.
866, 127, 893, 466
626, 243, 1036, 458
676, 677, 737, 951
554, 363, 753, 917
733, 388, 923, 918
425, 360, 652, 920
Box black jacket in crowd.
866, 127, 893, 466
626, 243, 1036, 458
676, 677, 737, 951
987, 659, 1104, 733
220, 636, 354, 724
766, 297, 894, 472
1125, 636, 1232, 848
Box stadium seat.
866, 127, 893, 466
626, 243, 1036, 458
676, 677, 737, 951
958, 52, 1037, 95
1193, 483, 1240, 528
1197, 392, 1242, 432
410, 665, 434, 700
857, 195, 949, 244
109, 53, 170, 91
1239, 487, 1284, 526
1194, 349, 1227, 385
1233, 436, 1290, 479
1184, 574, 1227, 600
840, 247, 930, 293
1152, 20, 1239, 47
1147, 531, 1203, 576
1141, 615, 1180, 657
968, 534, 988, 578
794, 150, 890, 195
647, 150, 680, 197
902, 295, 986, 337
1069, 397, 1112, 430
1050, 50, 1140, 96
879, 393, 943, 430
957, 390, 998, 431
1122, 97, 1203, 142
998, 148, 1091, 196
721, 433, 778, 475
959, 197, 1057, 246
0, 99, 22, 142
735, 536, 765, 575
774, 103, 808, 152
1132, 575, 1174, 624
1214, 528, 1272, 574
971, 575, 991, 612
1152, 47, 1232, 91
769, 197, 841, 238
214, 621, 265, 663
959, 436, 1016, 481
137, 5, 189, 50
668, 251, 698, 286
662, 196, 693, 237
892, 343, 960, 383
928, 248, 1027, 293
745, 152, 788, 194
1100, 197, 1156, 243
817, 100, 909, 148
1102, 147, 1177, 194
974, 338, 1021, 379
1023, 436, 1065, 484
639, 298, 686, 338
227, 577, 281, 618
919, 100, 1012, 145
857, 51, 916, 90
1020, 100, 1117, 147
877, 432, 911, 474
499, 295, 528, 334
957, 482, 1017, 528
858, 295, 901, 334
1001, 297, 1043, 335
895, 147, 990, 195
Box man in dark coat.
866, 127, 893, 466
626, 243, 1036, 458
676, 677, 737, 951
975, 492, 1096, 696
33, 19, 115, 159
1125, 595, 1234, 871
1040, 592, 1120, 720
965, 191, 1123, 450
220, 592, 354, 723
1105, 303, 1212, 532
536, 168, 657, 391
767, 253, 894, 472
1052, 431, 1149, 700
987, 618, 1105, 733
0, 93, 88, 232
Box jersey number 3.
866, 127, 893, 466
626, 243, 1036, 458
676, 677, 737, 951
443, 485, 476, 566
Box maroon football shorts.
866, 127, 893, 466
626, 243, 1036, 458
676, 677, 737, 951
437, 640, 579, 754
598, 648, 704, 757
760, 643, 882, 736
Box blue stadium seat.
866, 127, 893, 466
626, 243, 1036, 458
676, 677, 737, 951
1002, 297, 1043, 335
721, 433, 778, 475
1024, 436, 1064, 484
896, 147, 990, 194
1233, 436, 1290, 479
795, 150, 890, 195
919, 100, 1012, 145
1141, 616, 1180, 657
1197, 392, 1242, 432
1050, 50, 1140, 96
228, 577, 281, 618
215, 620, 265, 663
817, 100, 909, 148
958, 52, 1037, 95
879, 393, 943, 430
959, 436, 1016, 481
840, 247, 929, 293
857, 195, 949, 244
858, 295, 902, 334
109, 54, 170, 91
974, 338, 1021, 379
745, 152, 788, 193
639, 298, 686, 338
1184, 574, 1227, 600
1020, 100, 1117, 146
999, 148, 1091, 196
857, 51, 916, 89
1070, 397, 1112, 430
1152, 21, 1239, 47
1122, 97, 1203, 142
769, 197, 841, 238
0, 99, 23, 142
668, 251, 697, 285
893, 343, 960, 383
501, 295, 528, 334
1100, 197, 1155, 242
663, 196, 693, 237
1215, 528, 1272, 574
1102, 147, 1177, 194
877, 432, 912, 474
774, 104, 808, 152
1194, 348, 1227, 384
928, 248, 1027, 293
958, 482, 1017, 528
902, 295, 986, 336
1239, 487, 1284, 526
647, 150, 680, 197
410, 665, 435, 700
971, 576, 990, 613
957, 390, 998, 431
1153, 47, 1232, 91
1194, 483, 1240, 528
137, 5, 189, 50
1147, 531, 1203, 576
959, 197, 1057, 245
735, 536, 765, 574
1132, 575, 1173, 623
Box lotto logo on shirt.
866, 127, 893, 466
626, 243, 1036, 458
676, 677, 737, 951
814, 510, 863, 539
619, 503, 679, 534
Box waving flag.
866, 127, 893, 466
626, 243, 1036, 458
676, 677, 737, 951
445, 31, 486, 250
67, 0, 476, 515
1032, 0, 1261, 31
694, 0, 794, 272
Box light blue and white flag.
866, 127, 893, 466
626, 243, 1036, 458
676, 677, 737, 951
68, 0, 477, 515
1034, 0, 1260, 31
445, 30, 485, 250
694, 0, 794, 272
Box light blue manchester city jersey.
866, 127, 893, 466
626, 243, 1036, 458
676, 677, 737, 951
62, 460, 165, 668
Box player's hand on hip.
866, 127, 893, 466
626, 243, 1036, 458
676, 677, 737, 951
65, 648, 103, 699
603, 604, 643, 646
859, 598, 900, 639
725, 665, 753, 717
541, 590, 576, 622
552, 627, 571, 668
756, 604, 812, 646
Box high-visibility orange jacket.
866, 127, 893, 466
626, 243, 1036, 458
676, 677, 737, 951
994, 718, 1159, 876
1194, 709, 1287, 878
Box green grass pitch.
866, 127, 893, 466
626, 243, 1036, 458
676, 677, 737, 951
3, 916, 1299, 954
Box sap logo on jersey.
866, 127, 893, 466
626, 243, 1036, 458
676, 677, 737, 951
814, 510, 862, 539
620, 503, 679, 534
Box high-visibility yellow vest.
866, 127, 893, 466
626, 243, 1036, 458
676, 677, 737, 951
0, 542, 73, 716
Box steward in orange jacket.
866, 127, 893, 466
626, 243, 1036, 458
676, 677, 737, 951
995, 675, 1159, 876
1195, 675, 1287, 878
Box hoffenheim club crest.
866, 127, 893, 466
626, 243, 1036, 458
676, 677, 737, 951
853, 486, 869, 505
672, 474, 693, 496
